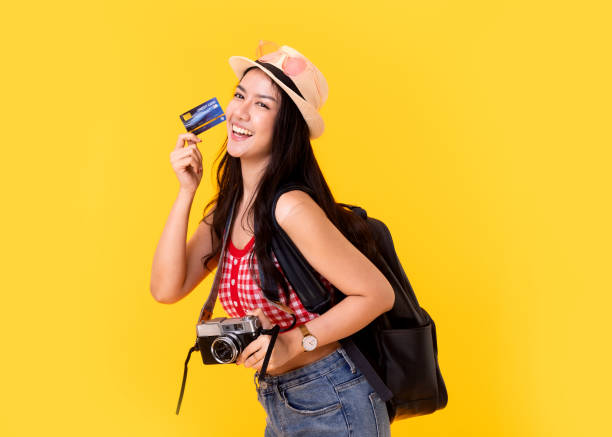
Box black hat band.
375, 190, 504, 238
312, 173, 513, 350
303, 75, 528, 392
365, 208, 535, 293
255, 60, 305, 100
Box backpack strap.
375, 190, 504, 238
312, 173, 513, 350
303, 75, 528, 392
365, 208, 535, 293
340, 338, 393, 402
267, 182, 332, 313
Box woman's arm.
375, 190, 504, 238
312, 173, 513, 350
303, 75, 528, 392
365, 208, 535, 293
150, 189, 218, 304
273, 190, 395, 358
237, 189, 394, 370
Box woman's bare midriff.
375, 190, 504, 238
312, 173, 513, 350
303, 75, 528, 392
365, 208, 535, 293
266, 340, 341, 376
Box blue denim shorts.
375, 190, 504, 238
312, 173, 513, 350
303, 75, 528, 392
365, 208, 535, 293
254, 346, 391, 437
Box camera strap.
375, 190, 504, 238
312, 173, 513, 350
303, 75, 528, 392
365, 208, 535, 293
256, 308, 297, 386
257, 325, 280, 386
175, 190, 300, 414
175, 342, 198, 415
196, 191, 240, 325
176, 191, 239, 415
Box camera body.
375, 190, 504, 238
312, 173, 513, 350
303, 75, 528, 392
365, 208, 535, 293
197, 315, 262, 364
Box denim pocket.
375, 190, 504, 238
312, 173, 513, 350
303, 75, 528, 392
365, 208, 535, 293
282, 375, 342, 416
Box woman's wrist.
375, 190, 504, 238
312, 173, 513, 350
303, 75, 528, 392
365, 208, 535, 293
279, 325, 304, 359
178, 187, 196, 198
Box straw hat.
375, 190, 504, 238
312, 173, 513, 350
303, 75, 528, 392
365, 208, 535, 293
228, 41, 329, 139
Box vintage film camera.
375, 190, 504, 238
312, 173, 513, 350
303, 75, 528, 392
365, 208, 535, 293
196, 315, 262, 364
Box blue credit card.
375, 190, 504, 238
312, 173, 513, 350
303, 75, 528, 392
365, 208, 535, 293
180, 97, 226, 135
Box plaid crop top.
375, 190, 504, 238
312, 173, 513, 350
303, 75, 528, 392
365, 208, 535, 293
217, 234, 335, 330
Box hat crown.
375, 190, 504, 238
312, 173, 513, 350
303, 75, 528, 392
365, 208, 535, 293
257, 45, 328, 111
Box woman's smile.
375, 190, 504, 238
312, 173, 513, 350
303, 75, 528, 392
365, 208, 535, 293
230, 122, 255, 141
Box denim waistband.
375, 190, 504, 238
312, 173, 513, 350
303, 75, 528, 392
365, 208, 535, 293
254, 346, 357, 394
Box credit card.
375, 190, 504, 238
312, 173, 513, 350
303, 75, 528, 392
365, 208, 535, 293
179, 97, 226, 135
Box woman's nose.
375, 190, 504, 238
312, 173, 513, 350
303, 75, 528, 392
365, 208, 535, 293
236, 101, 250, 120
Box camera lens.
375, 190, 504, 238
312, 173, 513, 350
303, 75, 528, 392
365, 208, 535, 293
211, 335, 240, 364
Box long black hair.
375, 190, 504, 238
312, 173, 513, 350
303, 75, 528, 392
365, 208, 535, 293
200, 66, 378, 305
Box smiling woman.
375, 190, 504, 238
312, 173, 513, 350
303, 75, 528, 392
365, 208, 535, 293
151, 43, 393, 436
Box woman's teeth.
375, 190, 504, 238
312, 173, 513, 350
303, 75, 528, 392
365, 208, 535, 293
232, 125, 253, 136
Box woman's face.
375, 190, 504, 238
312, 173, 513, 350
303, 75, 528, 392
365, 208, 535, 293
226, 68, 281, 161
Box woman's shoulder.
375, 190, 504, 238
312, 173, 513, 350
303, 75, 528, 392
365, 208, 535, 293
274, 188, 319, 228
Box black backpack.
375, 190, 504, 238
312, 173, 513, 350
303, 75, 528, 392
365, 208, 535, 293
260, 182, 448, 422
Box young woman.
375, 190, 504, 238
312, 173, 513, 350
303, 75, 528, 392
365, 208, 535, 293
151, 44, 394, 436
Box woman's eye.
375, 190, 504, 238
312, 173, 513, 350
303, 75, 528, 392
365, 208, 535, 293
233, 93, 267, 109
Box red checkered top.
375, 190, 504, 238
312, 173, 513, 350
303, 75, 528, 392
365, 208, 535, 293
217, 234, 335, 330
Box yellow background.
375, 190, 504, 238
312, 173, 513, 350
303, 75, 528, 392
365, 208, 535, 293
1, 1, 610, 436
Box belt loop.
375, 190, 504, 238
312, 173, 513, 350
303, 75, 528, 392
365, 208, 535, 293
338, 346, 356, 374
255, 370, 269, 390
254, 371, 260, 390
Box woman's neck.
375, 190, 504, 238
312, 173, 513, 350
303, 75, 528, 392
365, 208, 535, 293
239, 155, 270, 205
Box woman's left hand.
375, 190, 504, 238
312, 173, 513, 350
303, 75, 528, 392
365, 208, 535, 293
236, 308, 297, 372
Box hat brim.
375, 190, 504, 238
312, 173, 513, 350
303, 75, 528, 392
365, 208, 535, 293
228, 56, 324, 139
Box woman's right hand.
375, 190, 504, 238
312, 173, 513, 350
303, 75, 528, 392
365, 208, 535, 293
170, 133, 203, 194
